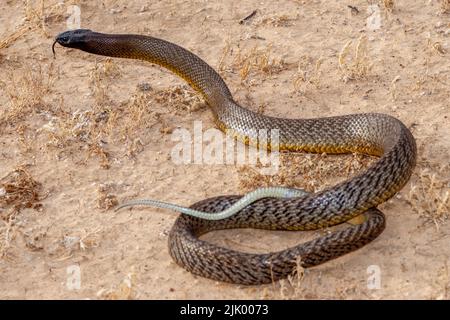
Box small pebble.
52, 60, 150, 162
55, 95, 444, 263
137, 82, 152, 91
110, 8, 123, 14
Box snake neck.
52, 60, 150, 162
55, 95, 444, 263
75, 32, 233, 108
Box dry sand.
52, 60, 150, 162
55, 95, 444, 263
0, 0, 449, 299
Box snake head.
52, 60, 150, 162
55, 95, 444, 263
52, 29, 93, 56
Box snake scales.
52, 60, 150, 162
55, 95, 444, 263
54, 29, 416, 285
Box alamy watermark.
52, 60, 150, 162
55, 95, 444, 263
66, 264, 81, 290
66, 4, 81, 29
367, 265, 381, 290
366, 5, 382, 31
170, 121, 280, 175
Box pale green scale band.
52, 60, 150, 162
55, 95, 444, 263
115, 187, 309, 220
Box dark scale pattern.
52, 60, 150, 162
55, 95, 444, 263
55, 30, 417, 285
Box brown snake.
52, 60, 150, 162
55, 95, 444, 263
54, 29, 417, 285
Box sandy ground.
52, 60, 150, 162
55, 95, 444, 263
0, 0, 449, 299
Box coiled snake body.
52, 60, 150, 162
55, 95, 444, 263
54, 29, 416, 285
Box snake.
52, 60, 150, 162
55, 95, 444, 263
53, 29, 417, 285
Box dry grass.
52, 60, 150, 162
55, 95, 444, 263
259, 257, 306, 299
0, 0, 66, 49
382, 0, 395, 12
0, 53, 203, 166
96, 184, 119, 210
88, 142, 111, 169
238, 152, 374, 193
0, 167, 45, 257
152, 85, 205, 113
0, 167, 44, 217
389, 75, 401, 101
41, 57, 203, 163
0, 25, 31, 50
23, 228, 47, 251
428, 40, 446, 56
59, 227, 102, 256
43, 109, 94, 148
409, 62, 449, 101
338, 35, 373, 82
97, 270, 136, 299
293, 55, 324, 93
108, 91, 158, 143
106, 85, 203, 151
88, 58, 122, 105
16, 59, 121, 164
41, 105, 114, 167
219, 43, 288, 84
239, 10, 298, 27
23, 0, 67, 37
407, 163, 449, 229
257, 14, 297, 27
0, 62, 55, 129
87, 58, 202, 140
278, 257, 306, 299
440, 0, 450, 13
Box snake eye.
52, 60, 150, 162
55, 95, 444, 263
55, 33, 70, 45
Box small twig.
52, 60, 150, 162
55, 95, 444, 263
239, 10, 257, 24
347, 5, 359, 14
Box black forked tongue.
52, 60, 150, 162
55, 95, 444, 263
52, 29, 93, 57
